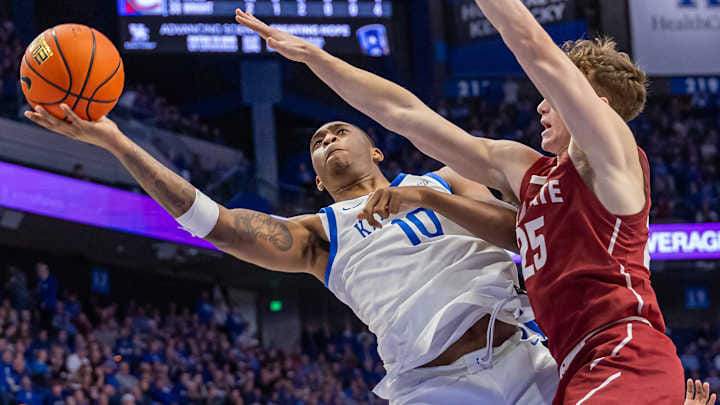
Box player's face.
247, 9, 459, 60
537, 99, 572, 154
309, 122, 378, 186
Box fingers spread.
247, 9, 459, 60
688, 379, 696, 400
700, 382, 712, 403
697, 380, 704, 401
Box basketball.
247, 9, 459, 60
19, 24, 124, 121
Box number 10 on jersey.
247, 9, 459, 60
392, 208, 444, 246
516, 216, 547, 280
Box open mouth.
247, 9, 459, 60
540, 119, 552, 136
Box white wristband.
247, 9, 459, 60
175, 189, 219, 238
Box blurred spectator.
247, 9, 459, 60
35, 262, 58, 313
5, 266, 31, 310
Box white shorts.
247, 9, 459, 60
384, 332, 559, 405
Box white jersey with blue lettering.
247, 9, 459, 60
317, 172, 543, 399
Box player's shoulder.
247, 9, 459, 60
289, 214, 328, 241
399, 171, 453, 194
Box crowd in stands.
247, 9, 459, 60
115, 85, 227, 146
0, 20, 23, 118
0, 261, 388, 405
673, 322, 720, 394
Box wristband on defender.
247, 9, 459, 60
175, 189, 219, 238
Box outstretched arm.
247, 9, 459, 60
234, 10, 539, 200
25, 105, 328, 279
470, 1, 644, 205
358, 167, 518, 252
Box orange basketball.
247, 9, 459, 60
19, 24, 125, 121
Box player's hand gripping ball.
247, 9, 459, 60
19, 24, 124, 121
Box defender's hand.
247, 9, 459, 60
25, 104, 123, 150
234, 9, 318, 63
358, 187, 427, 228
685, 379, 717, 405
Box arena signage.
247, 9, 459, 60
447, 0, 577, 45
648, 222, 720, 260
629, 0, 720, 75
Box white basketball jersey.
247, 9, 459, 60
317, 173, 539, 397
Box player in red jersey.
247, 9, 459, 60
235, 5, 704, 403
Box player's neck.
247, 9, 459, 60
330, 173, 390, 202
555, 145, 570, 165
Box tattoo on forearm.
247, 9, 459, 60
233, 211, 293, 251
121, 145, 195, 217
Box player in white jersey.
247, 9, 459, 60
26, 100, 557, 403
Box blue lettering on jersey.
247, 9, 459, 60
353, 221, 375, 238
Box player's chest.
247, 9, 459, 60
335, 206, 446, 248
518, 171, 570, 222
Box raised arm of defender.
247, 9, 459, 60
234, 10, 539, 200
471, 0, 646, 214
24, 105, 329, 280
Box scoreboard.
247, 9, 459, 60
118, 0, 394, 55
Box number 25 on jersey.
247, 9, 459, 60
516, 216, 547, 280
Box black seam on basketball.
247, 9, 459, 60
86, 59, 122, 121
27, 98, 118, 105
22, 56, 70, 105
22, 56, 115, 104
51, 28, 73, 105
73, 29, 96, 112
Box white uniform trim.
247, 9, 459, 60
620, 264, 644, 314
559, 316, 650, 379
589, 323, 633, 371
530, 175, 548, 185
607, 218, 622, 255
575, 372, 622, 405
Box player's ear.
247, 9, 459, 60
599, 96, 610, 105
316, 176, 325, 192
372, 148, 384, 164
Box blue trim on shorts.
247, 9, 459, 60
424, 172, 453, 193
523, 320, 547, 340
389, 173, 407, 187
318, 206, 338, 287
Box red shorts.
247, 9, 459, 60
553, 321, 684, 405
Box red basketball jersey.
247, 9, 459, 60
516, 148, 666, 364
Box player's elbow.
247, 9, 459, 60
203, 206, 237, 250
507, 25, 561, 68
380, 103, 429, 136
